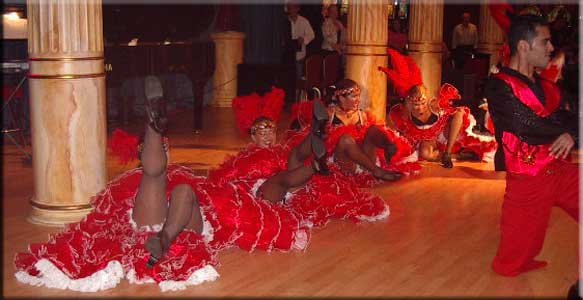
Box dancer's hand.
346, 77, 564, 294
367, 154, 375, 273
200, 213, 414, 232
549, 132, 574, 159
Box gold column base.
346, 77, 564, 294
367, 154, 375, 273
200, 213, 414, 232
28, 198, 93, 227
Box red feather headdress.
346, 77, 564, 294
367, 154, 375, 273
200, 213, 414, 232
378, 49, 423, 98
108, 129, 140, 164
489, 3, 514, 34
232, 86, 285, 135
489, 3, 514, 66
107, 128, 169, 165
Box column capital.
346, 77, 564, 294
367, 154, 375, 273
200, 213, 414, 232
27, 0, 104, 59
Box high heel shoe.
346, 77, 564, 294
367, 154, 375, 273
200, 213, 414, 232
311, 99, 328, 139
144, 232, 170, 269
311, 135, 330, 175
441, 152, 453, 168
373, 168, 403, 181
384, 142, 398, 164
144, 76, 168, 134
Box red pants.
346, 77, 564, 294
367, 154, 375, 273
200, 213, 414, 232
492, 160, 579, 276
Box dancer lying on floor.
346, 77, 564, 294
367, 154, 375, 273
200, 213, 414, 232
288, 79, 420, 186
13, 77, 310, 292
211, 86, 390, 227
379, 49, 497, 168
14, 80, 388, 292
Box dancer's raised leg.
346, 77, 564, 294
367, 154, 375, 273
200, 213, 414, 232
145, 184, 204, 267
258, 162, 320, 203
335, 134, 402, 181
133, 76, 169, 227
361, 125, 398, 164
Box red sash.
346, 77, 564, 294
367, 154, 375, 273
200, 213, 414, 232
494, 72, 562, 175
494, 72, 561, 117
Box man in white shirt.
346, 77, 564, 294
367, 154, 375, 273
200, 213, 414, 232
321, 5, 344, 55
451, 12, 478, 68
285, 1, 315, 80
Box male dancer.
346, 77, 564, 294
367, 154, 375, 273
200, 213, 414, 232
484, 14, 579, 276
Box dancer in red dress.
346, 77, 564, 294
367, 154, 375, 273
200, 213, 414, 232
288, 79, 420, 187
14, 82, 388, 292
13, 79, 310, 292
213, 86, 390, 227
379, 49, 497, 168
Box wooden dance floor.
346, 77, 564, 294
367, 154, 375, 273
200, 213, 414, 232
2, 107, 580, 298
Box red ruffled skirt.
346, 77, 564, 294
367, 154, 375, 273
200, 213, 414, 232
389, 106, 497, 161
285, 125, 421, 187
14, 160, 389, 292
13, 165, 308, 292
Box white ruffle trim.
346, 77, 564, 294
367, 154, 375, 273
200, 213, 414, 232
15, 259, 124, 292
251, 178, 293, 202
357, 204, 390, 222
395, 151, 419, 165
292, 229, 309, 251
463, 114, 496, 162
127, 208, 214, 242
127, 209, 164, 232
299, 219, 314, 228
199, 212, 215, 243
251, 178, 267, 197
464, 113, 496, 143
126, 268, 156, 285
158, 265, 220, 292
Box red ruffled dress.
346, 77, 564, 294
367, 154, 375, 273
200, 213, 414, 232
388, 104, 497, 161
209, 144, 390, 227
14, 142, 390, 292
14, 164, 308, 292
286, 109, 421, 187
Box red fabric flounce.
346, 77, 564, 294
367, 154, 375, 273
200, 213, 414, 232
287, 173, 388, 227
208, 145, 290, 185
389, 104, 497, 160
285, 123, 420, 187
108, 129, 140, 165
14, 165, 308, 289
208, 142, 390, 227
325, 124, 414, 163
489, 3, 514, 33
15, 138, 397, 290
437, 83, 462, 110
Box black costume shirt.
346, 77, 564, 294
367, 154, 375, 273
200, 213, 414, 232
483, 66, 578, 171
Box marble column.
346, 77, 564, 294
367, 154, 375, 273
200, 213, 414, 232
344, 0, 389, 122
407, 0, 443, 98
27, 0, 107, 226
477, 2, 505, 67
210, 31, 245, 107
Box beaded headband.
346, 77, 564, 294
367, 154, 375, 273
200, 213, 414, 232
405, 87, 429, 105
250, 120, 276, 135
334, 85, 361, 97
406, 94, 428, 105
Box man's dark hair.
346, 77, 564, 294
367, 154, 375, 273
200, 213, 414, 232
508, 14, 549, 56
